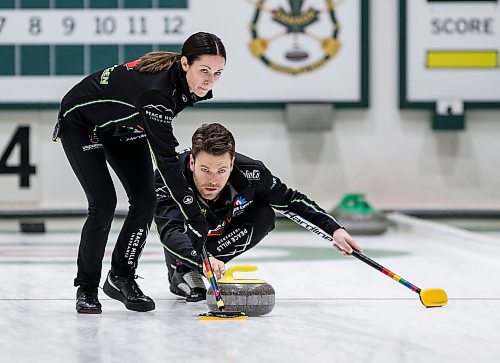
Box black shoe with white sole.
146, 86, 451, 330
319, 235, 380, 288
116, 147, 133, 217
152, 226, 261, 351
103, 271, 155, 312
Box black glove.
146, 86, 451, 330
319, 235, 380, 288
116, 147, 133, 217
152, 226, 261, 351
185, 215, 209, 252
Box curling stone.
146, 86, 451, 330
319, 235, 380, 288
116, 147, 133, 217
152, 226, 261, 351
207, 265, 275, 317
331, 193, 389, 235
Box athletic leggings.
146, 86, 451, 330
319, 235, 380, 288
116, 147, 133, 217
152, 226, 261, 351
60, 112, 156, 288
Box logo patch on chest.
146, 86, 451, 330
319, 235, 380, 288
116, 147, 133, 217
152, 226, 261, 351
232, 196, 252, 216
242, 169, 261, 180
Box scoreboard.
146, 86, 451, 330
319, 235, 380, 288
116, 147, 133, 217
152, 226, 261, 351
0, 0, 369, 106
0, 0, 187, 106
1, 0, 369, 205
400, 0, 500, 129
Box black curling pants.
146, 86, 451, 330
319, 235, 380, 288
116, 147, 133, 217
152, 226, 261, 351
60, 114, 156, 288
206, 204, 276, 263
163, 204, 276, 275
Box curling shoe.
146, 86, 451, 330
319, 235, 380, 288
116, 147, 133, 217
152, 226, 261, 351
76, 286, 102, 314
103, 271, 155, 312
169, 265, 207, 303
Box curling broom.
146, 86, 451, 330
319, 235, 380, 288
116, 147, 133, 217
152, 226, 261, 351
198, 243, 247, 320
279, 210, 448, 308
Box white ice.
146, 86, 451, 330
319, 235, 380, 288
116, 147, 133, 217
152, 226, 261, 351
0, 213, 499, 363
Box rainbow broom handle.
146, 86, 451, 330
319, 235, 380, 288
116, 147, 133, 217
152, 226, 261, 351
201, 243, 225, 310
351, 250, 421, 294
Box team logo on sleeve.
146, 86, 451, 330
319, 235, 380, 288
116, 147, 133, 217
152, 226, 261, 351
143, 104, 174, 113
143, 104, 174, 124
183, 195, 194, 205
100, 65, 118, 84
155, 186, 171, 201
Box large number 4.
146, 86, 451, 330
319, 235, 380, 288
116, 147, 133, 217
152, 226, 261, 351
0, 126, 36, 188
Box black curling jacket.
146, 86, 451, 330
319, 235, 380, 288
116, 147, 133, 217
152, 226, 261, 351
154, 150, 344, 271
58, 60, 210, 222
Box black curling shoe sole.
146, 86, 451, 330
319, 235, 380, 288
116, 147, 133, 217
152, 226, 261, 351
76, 306, 102, 314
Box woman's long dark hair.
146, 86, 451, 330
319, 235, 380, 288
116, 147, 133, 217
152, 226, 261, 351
135, 32, 226, 73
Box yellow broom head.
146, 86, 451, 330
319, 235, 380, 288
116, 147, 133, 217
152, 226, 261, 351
199, 311, 248, 320
419, 288, 448, 307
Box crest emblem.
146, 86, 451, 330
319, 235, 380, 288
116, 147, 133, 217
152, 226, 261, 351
249, 0, 341, 75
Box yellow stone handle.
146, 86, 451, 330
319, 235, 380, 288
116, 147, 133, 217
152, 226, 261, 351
219, 265, 266, 284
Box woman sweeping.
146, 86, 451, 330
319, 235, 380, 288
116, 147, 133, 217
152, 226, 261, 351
54, 32, 226, 314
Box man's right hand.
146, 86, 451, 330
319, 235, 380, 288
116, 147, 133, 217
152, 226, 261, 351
332, 228, 363, 256
203, 256, 226, 280
185, 215, 209, 251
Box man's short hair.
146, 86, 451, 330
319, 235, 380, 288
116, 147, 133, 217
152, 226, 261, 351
191, 123, 235, 159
